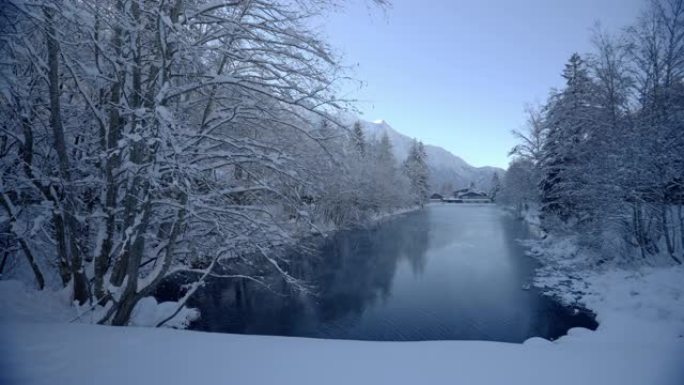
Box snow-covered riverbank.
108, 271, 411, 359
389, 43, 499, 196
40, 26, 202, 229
2, 263, 683, 385
1, 314, 682, 385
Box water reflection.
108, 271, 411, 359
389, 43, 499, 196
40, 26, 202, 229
160, 205, 596, 341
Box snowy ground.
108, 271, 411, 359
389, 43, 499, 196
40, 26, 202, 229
2, 263, 684, 385
1, 318, 682, 385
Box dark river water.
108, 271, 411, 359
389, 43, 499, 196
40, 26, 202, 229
161, 204, 596, 342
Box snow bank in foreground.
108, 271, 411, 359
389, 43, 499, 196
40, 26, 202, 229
0, 280, 74, 324
1, 321, 682, 385
0, 280, 198, 328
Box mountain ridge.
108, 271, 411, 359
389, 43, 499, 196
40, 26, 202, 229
358, 119, 505, 193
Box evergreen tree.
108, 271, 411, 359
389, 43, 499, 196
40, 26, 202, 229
366, 131, 404, 212
489, 173, 502, 201
377, 132, 395, 167
539, 53, 601, 225
352, 121, 366, 156
403, 140, 430, 206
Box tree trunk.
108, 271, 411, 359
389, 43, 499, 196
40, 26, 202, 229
19, 110, 70, 285
679, 205, 684, 260
661, 204, 678, 262
111, 0, 148, 288
0, 191, 45, 289
0, 251, 8, 277
633, 203, 647, 260
111, 195, 186, 326
44, 7, 89, 303
95, 0, 125, 301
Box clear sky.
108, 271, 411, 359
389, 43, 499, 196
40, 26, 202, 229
318, 0, 644, 168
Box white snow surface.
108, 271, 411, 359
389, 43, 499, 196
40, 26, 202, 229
0, 319, 681, 385
2, 263, 684, 385
0, 280, 198, 328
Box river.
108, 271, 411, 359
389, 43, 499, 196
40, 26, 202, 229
166, 204, 596, 342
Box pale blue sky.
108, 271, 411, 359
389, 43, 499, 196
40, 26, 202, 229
319, 0, 644, 168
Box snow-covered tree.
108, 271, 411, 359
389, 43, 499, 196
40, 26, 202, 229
489, 173, 502, 202
499, 159, 539, 218
506, 0, 684, 264
509, 106, 546, 164
352, 121, 367, 156
403, 140, 430, 206
538, 53, 603, 226
0, 0, 397, 326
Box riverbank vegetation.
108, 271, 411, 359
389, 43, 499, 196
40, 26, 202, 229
0, 0, 430, 326
500, 0, 684, 266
